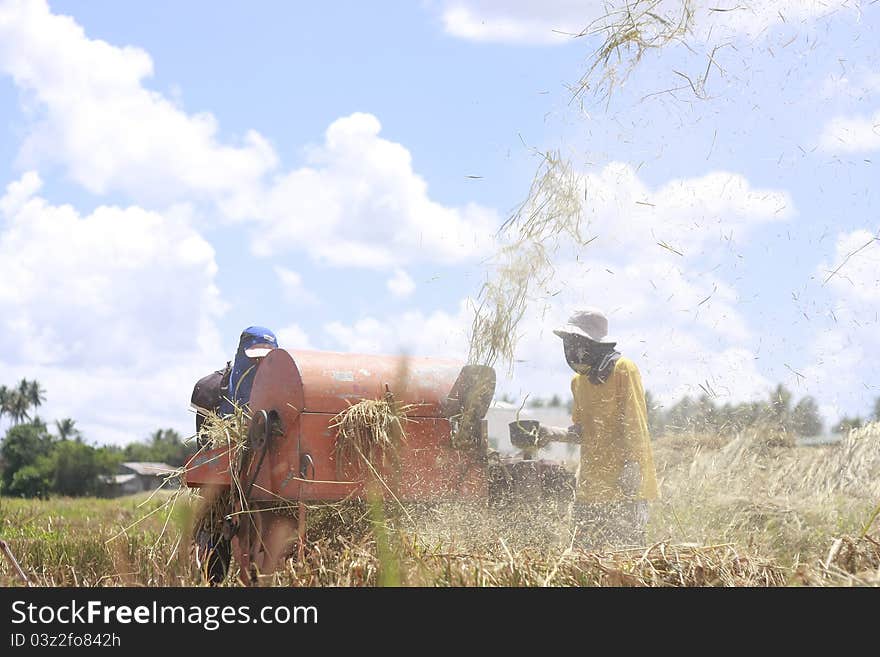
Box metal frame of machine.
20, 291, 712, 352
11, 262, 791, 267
185, 348, 499, 584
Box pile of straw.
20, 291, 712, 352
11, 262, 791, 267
660, 421, 880, 501
330, 396, 413, 474
99, 409, 251, 558
196, 402, 251, 451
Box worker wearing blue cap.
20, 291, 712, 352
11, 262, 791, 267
218, 326, 279, 416
191, 326, 279, 439
190, 326, 278, 585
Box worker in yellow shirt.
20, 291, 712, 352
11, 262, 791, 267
539, 308, 658, 548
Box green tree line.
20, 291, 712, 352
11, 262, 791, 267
506, 384, 880, 438
0, 379, 192, 498
645, 385, 880, 438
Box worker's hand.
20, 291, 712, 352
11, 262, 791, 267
537, 424, 582, 445
618, 460, 642, 497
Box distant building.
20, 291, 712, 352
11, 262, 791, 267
102, 461, 178, 497
486, 401, 576, 464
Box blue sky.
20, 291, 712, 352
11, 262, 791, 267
0, 0, 878, 444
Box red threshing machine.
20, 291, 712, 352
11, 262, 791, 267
184, 348, 573, 584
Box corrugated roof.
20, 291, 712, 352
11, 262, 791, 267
121, 462, 176, 476
111, 473, 138, 485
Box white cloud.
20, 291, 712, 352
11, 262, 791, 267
276, 324, 313, 350
821, 229, 880, 302
1, 0, 840, 439
0, 169, 41, 215
274, 266, 318, 304
800, 326, 867, 421
0, 1, 506, 446
232, 113, 498, 268
690, 0, 859, 39
791, 228, 880, 424
521, 162, 793, 351
819, 69, 880, 101
0, 0, 277, 203
386, 268, 416, 298
440, 1, 858, 45
325, 163, 791, 406
442, 2, 588, 45
577, 162, 793, 257
0, 172, 226, 443
0, 3, 499, 272
324, 305, 470, 359
819, 110, 880, 153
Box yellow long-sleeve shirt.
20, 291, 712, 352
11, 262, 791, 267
570, 357, 659, 503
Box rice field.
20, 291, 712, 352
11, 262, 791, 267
1, 421, 878, 587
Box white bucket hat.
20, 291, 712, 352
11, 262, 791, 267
552, 308, 615, 344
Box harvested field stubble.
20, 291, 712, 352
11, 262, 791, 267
649, 422, 880, 571
1, 422, 878, 587
273, 538, 786, 587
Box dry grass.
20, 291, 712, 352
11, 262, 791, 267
467, 152, 587, 373
197, 401, 250, 451
174, 404, 253, 556
0, 493, 194, 586
467, 242, 548, 372
808, 534, 880, 586
2, 422, 878, 587
329, 395, 413, 477
649, 422, 880, 571
572, 0, 695, 100
498, 151, 586, 246
271, 538, 785, 587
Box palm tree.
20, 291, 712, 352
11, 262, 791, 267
9, 379, 32, 424
0, 385, 9, 423
27, 380, 46, 411
8, 390, 31, 425
55, 418, 80, 441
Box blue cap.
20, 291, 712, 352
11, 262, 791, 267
239, 326, 278, 358
219, 326, 280, 416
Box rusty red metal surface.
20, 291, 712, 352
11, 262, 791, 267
284, 348, 463, 417
185, 447, 233, 486
185, 348, 488, 502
